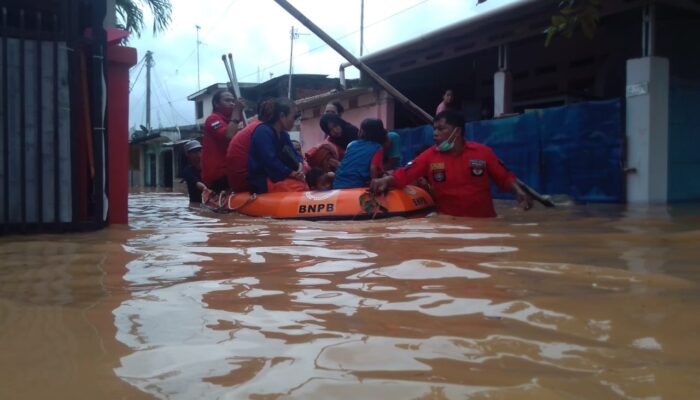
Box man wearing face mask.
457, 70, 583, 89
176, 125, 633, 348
369, 110, 532, 218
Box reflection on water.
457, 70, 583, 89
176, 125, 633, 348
1, 192, 700, 399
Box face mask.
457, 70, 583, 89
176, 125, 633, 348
436, 128, 458, 152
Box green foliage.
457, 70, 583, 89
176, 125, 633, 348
115, 0, 172, 39
544, 0, 600, 46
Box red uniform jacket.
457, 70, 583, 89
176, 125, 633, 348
201, 111, 231, 185
392, 142, 516, 217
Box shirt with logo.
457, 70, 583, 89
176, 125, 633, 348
201, 111, 231, 185
392, 142, 516, 217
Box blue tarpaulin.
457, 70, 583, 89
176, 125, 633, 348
393, 99, 624, 203
392, 124, 434, 167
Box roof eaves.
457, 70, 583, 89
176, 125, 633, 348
349, 0, 542, 66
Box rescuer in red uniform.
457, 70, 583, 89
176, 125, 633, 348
201, 90, 245, 191
369, 110, 532, 218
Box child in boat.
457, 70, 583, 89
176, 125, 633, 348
306, 168, 335, 191
332, 118, 387, 189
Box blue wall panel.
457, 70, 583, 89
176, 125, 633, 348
394, 99, 625, 203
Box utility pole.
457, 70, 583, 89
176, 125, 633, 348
195, 25, 201, 90
360, 0, 365, 56
288, 26, 298, 99
145, 50, 154, 131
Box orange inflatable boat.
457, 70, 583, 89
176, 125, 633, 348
201, 186, 435, 220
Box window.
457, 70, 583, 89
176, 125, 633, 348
196, 100, 204, 119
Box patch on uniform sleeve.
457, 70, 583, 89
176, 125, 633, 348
210, 120, 222, 129
470, 159, 486, 177
431, 163, 446, 182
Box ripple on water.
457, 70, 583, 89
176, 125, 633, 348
348, 259, 490, 280
245, 246, 377, 263
480, 261, 697, 288
297, 260, 374, 273
383, 232, 513, 240
445, 245, 519, 253
316, 335, 598, 373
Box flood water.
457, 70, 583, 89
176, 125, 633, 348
1, 192, 699, 399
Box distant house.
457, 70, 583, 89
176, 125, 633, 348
187, 74, 341, 125
128, 125, 201, 190
128, 74, 343, 190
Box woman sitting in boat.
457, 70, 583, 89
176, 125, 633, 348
225, 99, 268, 192
332, 118, 388, 189
304, 113, 358, 173
247, 98, 308, 193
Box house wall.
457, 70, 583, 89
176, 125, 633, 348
129, 146, 142, 187
656, 5, 700, 202
381, 8, 641, 130
195, 94, 215, 126
131, 143, 177, 189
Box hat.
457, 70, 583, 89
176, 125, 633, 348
184, 140, 202, 153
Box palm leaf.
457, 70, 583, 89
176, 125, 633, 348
115, 0, 172, 39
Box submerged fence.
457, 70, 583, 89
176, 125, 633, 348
394, 99, 625, 203
0, 0, 107, 233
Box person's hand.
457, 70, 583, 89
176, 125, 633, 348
232, 98, 245, 111
515, 186, 533, 211
369, 176, 391, 194
229, 99, 245, 122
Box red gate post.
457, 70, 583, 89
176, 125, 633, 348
105, 28, 136, 224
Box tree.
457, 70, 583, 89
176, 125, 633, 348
115, 0, 172, 39
544, 0, 600, 46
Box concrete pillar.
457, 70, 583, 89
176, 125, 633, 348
106, 38, 136, 224
377, 90, 395, 130
493, 71, 512, 117
625, 56, 669, 204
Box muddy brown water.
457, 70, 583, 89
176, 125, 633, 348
1, 192, 699, 399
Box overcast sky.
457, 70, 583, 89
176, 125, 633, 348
127, 0, 514, 129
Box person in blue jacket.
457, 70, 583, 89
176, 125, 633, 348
247, 98, 307, 193
333, 118, 388, 189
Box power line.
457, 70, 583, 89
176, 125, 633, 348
173, 48, 197, 74
129, 61, 146, 92
152, 66, 190, 124
238, 0, 429, 80
151, 68, 185, 127
171, 0, 239, 77
129, 54, 146, 71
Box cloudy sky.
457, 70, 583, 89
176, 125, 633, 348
127, 0, 514, 129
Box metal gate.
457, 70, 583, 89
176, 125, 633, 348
0, 0, 107, 233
